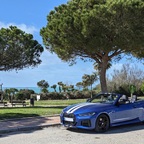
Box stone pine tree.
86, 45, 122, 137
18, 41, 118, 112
0, 26, 44, 71
40, 0, 144, 92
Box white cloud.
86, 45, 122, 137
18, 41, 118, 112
0, 21, 38, 34
40, 51, 64, 66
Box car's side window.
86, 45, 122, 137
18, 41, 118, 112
90, 94, 107, 103
130, 95, 137, 103
118, 95, 129, 104
100, 94, 107, 102
91, 96, 102, 103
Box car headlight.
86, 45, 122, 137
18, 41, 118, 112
79, 112, 96, 117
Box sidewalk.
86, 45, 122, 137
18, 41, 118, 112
0, 115, 60, 134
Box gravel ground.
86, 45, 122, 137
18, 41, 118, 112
0, 124, 144, 144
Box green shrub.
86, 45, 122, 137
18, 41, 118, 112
40, 92, 65, 100
39, 90, 98, 100
15, 89, 35, 100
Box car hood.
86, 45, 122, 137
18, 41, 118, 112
63, 102, 112, 114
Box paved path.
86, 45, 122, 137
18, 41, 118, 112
0, 123, 144, 144
0, 116, 60, 133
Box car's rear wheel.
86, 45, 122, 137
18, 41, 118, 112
95, 114, 109, 132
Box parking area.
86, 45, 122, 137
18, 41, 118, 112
0, 123, 144, 144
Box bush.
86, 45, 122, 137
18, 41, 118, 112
112, 85, 144, 96
39, 90, 98, 100
73, 91, 84, 99
40, 92, 65, 100
15, 89, 35, 100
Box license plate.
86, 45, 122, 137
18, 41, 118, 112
64, 117, 74, 122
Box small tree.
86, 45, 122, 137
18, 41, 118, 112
9, 88, 18, 101
129, 85, 136, 97
4, 88, 18, 102
57, 81, 67, 92
41, 88, 48, 93
57, 82, 63, 93
69, 85, 75, 92
76, 82, 83, 90
82, 72, 99, 97
37, 80, 49, 93
4, 89, 11, 101
51, 84, 57, 92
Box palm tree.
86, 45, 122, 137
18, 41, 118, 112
51, 84, 57, 92
82, 72, 99, 98
9, 88, 18, 102
76, 82, 83, 90
58, 82, 63, 93
37, 80, 49, 93
41, 88, 48, 93
4, 88, 13, 102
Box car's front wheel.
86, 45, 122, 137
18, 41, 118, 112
95, 114, 110, 132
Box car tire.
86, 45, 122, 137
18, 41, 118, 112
95, 114, 110, 132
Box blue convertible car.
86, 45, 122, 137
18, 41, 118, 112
60, 93, 144, 132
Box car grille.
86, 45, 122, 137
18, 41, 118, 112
64, 113, 74, 118
63, 113, 76, 126
81, 120, 91, 127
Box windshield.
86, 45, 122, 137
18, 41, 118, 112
89, 93, 119, 104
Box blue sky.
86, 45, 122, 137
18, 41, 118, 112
0, 0, 143, 88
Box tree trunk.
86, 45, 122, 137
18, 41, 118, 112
0, 92, 3, 102
90, 83, 93, 98
99, 60, 108, 93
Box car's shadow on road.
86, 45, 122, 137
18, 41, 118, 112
66, 122, 144, 134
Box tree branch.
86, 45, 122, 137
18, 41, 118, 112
109, 49, 125, 59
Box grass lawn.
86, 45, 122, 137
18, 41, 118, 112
0, 99, 86, 120
34, 99, 86, 106
0, 107, 63, 120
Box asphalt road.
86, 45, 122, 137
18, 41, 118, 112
0, 124, 144, 144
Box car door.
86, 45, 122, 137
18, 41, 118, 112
110, 101, 143, 124
112, 103, 136, 123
